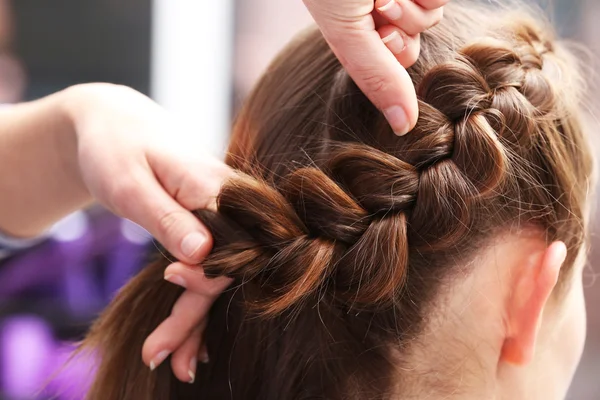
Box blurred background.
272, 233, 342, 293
0, 0, 597, 399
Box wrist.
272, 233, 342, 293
52, 84, 104, 204
60, 82, 125, 130
0, 85, 100, 237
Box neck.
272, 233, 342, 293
393, 260, 507, 400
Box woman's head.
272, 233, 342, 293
83, 2, 594, 399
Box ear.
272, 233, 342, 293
500, 241, 567, 366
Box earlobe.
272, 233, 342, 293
500, 241, 567, 366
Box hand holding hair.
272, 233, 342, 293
65, 85, 238, 380
0, 82, 231, 266
303, 0, 448, 135
0, 82, 235, 381
64, 83, 233, 265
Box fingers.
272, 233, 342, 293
111, 170, 213, 264
163, 262, 233, 296
142, 290, 212, 369
321, 24, 417, 135
414, 0, 450, 10
170, 325, 204, 383
378, 26, 421, 68
142, 267, 231, 374
375, 0, 444, 36
147, 147, 234, 213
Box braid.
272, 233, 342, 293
199, 25, 563, 317
200, 159, 411, 314
83, 6, 592, 400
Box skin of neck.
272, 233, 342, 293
392, 231, 585, 400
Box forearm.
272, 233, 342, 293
0, 87, 92, 237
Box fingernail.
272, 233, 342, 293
381, 31, 405, 55
149, 350, 171, 371
188, 357, 197, 384
181, 232, 205, 258
383, 106, 410, 136
201, 353, 210, 364
377, 0, 402, 21
165, 274, 187, 288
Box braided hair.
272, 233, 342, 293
83, 4, 592, 400
198, 22, 581, 316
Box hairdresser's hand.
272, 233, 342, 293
66, 83, 235, 383
66, 83, 232, 263
143, 262, 232, 382
69, 84, 236, 381
304, 0, 448, 135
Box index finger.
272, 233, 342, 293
164, 261, 233, 298
317, 16, 418, 135
141, 263, 232, 365
141, 286, 227, 369
110, 169, 214, 264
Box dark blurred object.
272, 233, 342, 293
12, 0, 151, 100
0, 210, 152, 399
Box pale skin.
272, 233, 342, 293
384, 232, 586, 399
0, 83, 231, 261
0, 0, 448, 385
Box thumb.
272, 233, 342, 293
315, 16, 418, 135
112, 171, 213, 264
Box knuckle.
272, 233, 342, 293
204, 281, 227, 297
180, 177, 214, 209
202, 285, 223, 299
157, 209, 186, 238
416, 8, 443, 33
416, 0, 448, 10
200, 275, 232, 297
358, 72, 391, 96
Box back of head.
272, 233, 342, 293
82, 2, 593, 399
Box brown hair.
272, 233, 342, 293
82, 2, 593, 399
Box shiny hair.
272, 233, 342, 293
82, 2, 593, 399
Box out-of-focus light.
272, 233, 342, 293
151, 0, 234, 157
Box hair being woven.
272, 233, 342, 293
82, 2, 593, 399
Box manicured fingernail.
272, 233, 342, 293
377, 0, 402, 21
149, 350, 171, 371
381, 31, 405, 55
188, 357, 197, 384
201, 353, 210, 364
181, 232, 205, 258
383, 106, 410, 136
165, 274, 187, 288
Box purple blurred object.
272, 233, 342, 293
0, 211, 150, 315
0, 212, 93, 302
105, 219, 152, 298
44, 343, 94, 400
0, 239, 63, 299
0, 211, 152, 399
1, 315, 54, 399
51, 212, 100, 316
0, 315, 94, 400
